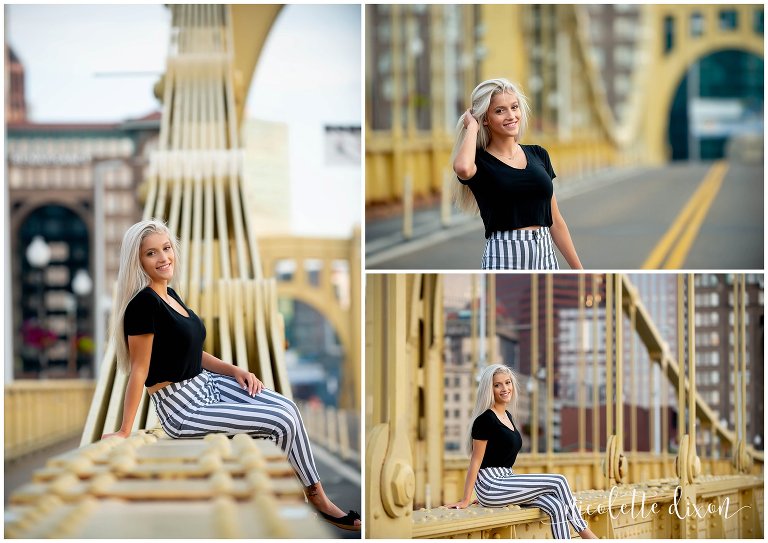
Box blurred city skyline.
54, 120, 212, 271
5, 4, 361, 238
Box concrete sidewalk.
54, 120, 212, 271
365, 165, 648, 267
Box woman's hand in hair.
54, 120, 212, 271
235, 367, 264, 397
462, 108, 479, 131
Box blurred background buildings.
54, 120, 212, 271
4, 6, 361, 404
364, 4, 762, 270
365, 4, 764, 207
441, 274, 764, 455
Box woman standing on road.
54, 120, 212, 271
452, 78, 583, 270
101, 219, 360, 532
444, 364, 597, 539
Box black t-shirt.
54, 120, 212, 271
458, 145, 556, 238
471, 409, 524, 469
123, 286, 206, 387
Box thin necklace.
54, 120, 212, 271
490, 144, 519, 161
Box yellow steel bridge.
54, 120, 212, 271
6, 5, 359, 538
365, 274, 763, 538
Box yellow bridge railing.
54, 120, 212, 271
4, 380, 95, 462
297, 402, 361, 464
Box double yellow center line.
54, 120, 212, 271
642, 160, 729, 269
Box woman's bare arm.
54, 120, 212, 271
549, 194, 583, 269
453, 109, 480, 180
201, 351, 264, 396
444, 439, 487, 508
102, 334, 152, 439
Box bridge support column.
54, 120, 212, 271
366, 275, 415, 538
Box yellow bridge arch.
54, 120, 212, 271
639, 5, 765, 163
258, 232, 361, 410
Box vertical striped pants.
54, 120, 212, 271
475, 467, 587, 539
151, 370, 320, 487
482, 227, 559, 270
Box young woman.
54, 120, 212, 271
444, 364, 597, 539
451, 78, 583, 270
101, 219, 360, 532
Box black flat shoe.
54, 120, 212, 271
318, 509, 361, 531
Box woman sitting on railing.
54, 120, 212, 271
101, 219, 360, 532
444, 364, 597, 539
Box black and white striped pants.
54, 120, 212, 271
482, 227, 559, 270
475, 467, 587, 539
151, 370, 320, 487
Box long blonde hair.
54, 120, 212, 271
451, 78, 531, 214
109, 219, 182, 374
465, 363, 522, 455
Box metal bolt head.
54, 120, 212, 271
391, 462, 415, 507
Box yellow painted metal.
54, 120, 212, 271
578, 274, 586, 453
531, 275, 539, 455
677, 275, 686, 449
639, 5, 764, 163
417, 471, 762, 539
545, 275, 554, 458
687, 274, 699, 477
366, 274, 444, 538
605, 274, 613, 439
365, 5, 622, 206
82, 4, 292, 444
620, 274, 750, 454
4, 381, 96, 462
5, 433, 330, 538
471, 275, 477, 371
591, 276, 599, 456
740, 276, 748, 460
615, 274, 623, 452
649, 336, 656, 454
733, 276, 740, 447
732, 274, 754, 473
479, 4, 528, 85
257, 232, 361, 410
367, 272, 762, 538
629, 300, 637, 453
228, 5, 281, 127
488, 275, 496, 364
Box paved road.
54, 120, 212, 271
366, 160, 763, 270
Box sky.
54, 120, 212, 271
5, 4, 362, 238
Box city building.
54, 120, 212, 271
443, 308, 522, 452
5, 50, 160, 379
241, 119, 292, 236
693, 274, 764, 450
583, 5, 644, 126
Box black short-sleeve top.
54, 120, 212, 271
123, 286, 206, 387
471, 409, 524, 469
458, 145, 556, 238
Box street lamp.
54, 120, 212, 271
69, 269, 93, 377
25, 235, 51, 374
72, 269, 93, 297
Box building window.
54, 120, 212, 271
719, 10, 738, 31
664, 16, 674, 53
690, 12, 704, 37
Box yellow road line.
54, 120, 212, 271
664, 161, 728, 268
641, 160, 729, 269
